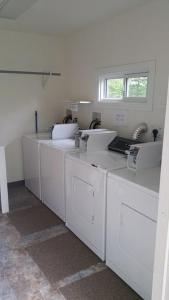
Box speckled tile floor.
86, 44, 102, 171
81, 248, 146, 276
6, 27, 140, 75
0, 183, 142, 300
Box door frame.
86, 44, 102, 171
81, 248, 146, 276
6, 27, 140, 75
152, 80, 169, 299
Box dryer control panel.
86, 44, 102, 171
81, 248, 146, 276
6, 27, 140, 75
108, 136, 140, 154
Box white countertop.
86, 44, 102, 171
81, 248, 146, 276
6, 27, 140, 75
40, 138, 77, 151
109, 166, 161, 195
24, 135, 161, 195
67, 150, 161, 195
67, 150, 127, 171
23, 133, 77, 150
24, 132, 51, 140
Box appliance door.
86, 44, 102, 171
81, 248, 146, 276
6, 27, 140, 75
52, 123, 78, 139
65, 157, 107, 260
40, 144, 65, 221
106, 175, 158, 300
22, 137, 41, 199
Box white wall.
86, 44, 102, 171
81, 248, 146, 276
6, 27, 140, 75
65, 0, 169, 139
2, 0, 169, 182
0, 30, 65, 182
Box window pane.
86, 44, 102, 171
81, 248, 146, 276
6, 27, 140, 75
127, 76, 148, 98
106, 78, 124, 99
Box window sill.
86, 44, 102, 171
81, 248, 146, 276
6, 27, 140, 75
94, 99, 153, 111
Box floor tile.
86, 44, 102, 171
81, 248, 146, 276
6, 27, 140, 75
1, 184, 144, 299
27, 231, 100, 284
8, 205, 62, 235
60, 268, 142, 300
8, 185, 40, 211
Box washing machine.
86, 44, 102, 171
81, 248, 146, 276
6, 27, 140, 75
22, 124, 79, 200
40, 130, 116, 222
106, 167, 160, 299
40, 139, 77, 222
22, 133, 50, 200
65, 150, 127, 260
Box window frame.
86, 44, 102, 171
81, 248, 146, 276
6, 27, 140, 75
124, 72, 148, 101
104, 76, 124, 101
97, 61, 155, 111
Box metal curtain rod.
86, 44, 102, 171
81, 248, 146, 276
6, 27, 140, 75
0, 69, 61, 76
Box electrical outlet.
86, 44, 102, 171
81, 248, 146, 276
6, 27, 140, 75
150, 126, 163, 141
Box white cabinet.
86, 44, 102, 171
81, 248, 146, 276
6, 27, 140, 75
22, 136, 41, 199
106, 173, 159, 300
0, 147, 9, 214
40, 144, 65, 221
66, 156, 107, 260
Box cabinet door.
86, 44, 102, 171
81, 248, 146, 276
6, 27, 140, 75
106, 176, 158, 300
40, 145, 65, 221
66, 157, 106, 260
72, 176, 95, 224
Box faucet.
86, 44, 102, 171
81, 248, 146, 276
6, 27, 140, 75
80, 134, 89, 151
89, 118, 101, 129
49, 125, 54, 139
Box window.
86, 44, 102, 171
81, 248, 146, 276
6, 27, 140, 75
105, 78, 124, 99
126, 74, 148, 98
100, 72, 148, 101
98, 61, 155, 111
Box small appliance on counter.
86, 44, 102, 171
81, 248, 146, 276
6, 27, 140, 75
127, 141, 162, 171
108, 136, 141, 154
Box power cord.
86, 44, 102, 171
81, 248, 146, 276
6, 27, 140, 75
152, 129, 158, 141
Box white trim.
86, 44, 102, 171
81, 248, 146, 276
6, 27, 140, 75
152, 78, 169, 300
0, 146, 9, 214
96, 61, 156, 111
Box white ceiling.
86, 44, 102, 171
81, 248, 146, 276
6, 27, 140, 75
0, 0, 155, 35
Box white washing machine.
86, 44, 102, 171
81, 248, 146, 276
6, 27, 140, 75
40, 139, 77, 222
65, 150, 127, 260
106, 167, 160, 300
22, 133, 50, 200
40, 131, 116, 222
22, 124, 78, 200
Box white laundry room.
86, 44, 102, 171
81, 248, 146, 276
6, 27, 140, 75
0, 1, 169, 300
